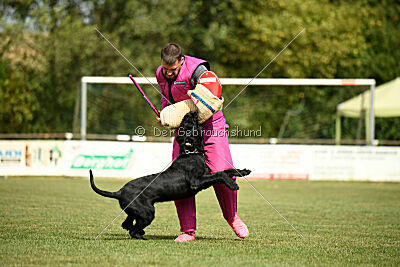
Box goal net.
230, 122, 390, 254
80, 76, 376, 144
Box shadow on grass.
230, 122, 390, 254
146, 235, 238, 242
77, 233, 176, 241
77, 233, 238, 241
75, 233, 129, 241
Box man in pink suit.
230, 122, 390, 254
156, 43, 248, 242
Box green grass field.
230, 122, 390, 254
0, 177, 399, 266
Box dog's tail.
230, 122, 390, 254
89, 170, 121, 199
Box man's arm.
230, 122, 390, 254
190, 64, 209, 87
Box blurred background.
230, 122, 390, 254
1, 0, 399, 143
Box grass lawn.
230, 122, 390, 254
0, 177, 399, 266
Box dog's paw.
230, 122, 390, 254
122, 222, 131, 231
228, 183, 239, 191
129, 230, 147, 240
237, 169, 251, 177
223, 177, 239, 191
225, 168, 251, 177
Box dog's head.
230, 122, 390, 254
176, 111, 204, 155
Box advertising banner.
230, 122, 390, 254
1, 140, 399, 181
0, 140, 64, 176
230, 144, 400, 181
63, 141, 172, 178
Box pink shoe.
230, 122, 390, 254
228, 216, 249, 238
174, 232, 196, 242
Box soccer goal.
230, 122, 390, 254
80, 76, 376, 144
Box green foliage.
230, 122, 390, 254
0, 60, 40, 132
0, 23, 42, 132
0, 0, 399, 140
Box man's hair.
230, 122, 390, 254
161, 43, 183, 65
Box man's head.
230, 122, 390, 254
161, 43, 184, 81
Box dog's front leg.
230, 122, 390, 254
223, 168, 251, 178
192, 173, 239, 191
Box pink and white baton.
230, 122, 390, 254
128, 74, 160, 117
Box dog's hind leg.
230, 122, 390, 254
121, 215, 134, 231
129, 203, 155, 240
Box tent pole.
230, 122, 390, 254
365, 110, 370, 144
335, 111, 341, 145
369, 84, 375, 145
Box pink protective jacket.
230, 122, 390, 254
156, 55, 237, 232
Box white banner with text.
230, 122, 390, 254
0, 140, 399, 181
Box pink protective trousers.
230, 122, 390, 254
172, 110, 237, 232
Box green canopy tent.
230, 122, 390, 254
336, 77, 400, 144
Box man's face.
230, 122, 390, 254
162, 57, 184, 81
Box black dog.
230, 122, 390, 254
90, 111, 251, 240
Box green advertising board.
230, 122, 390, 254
71, 149, 133, 170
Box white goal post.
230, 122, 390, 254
80, 77, 376, 144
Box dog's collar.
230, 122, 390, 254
183, 148, 200, 155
